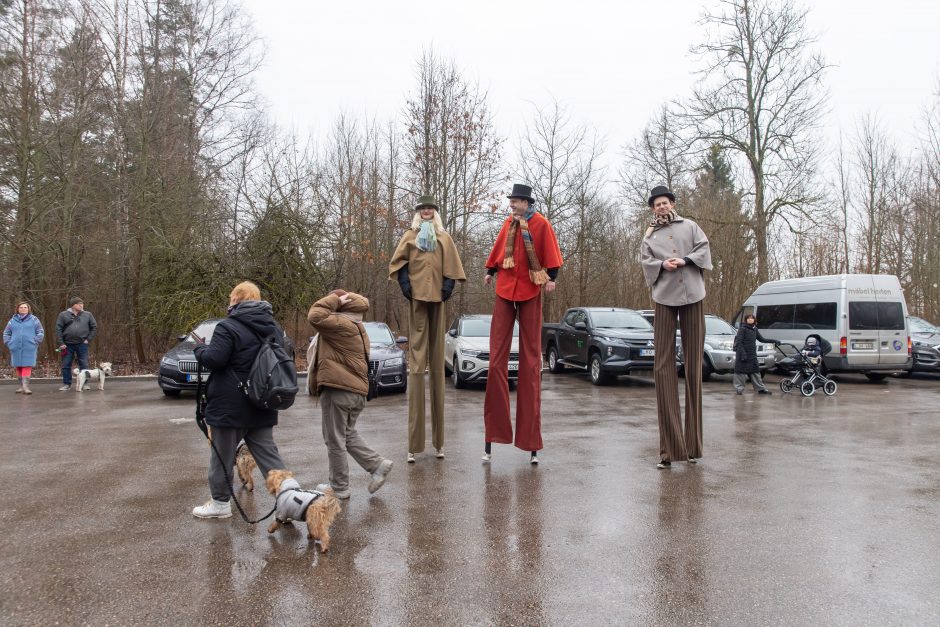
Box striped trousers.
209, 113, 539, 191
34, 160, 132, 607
653, 299, 705, 462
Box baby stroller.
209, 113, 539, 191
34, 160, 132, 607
775, 334, 838, 397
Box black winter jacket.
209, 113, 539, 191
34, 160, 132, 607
194, 300, 286, 429
733, 323, 776, 375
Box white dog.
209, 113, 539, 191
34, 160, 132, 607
73, 362, 113, 392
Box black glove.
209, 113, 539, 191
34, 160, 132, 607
397, 264, 412, 300
441, 278, 455, 302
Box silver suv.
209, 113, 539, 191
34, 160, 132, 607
444, 314, 519, 389
636, 311, 775, 380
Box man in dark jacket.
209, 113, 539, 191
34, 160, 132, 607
191, 281, 290, 519
55, 297, 98, 391
733, 313, 777, 395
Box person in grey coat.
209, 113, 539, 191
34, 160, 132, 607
733, 313, 778, 395
640, 186, 713, 469
3, 301, 45, 394
55, 297, 97, 391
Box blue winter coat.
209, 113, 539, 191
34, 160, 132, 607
3, 314, 45, 367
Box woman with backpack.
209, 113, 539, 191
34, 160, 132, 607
191, 281, 292, 519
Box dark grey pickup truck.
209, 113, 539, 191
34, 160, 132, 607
542, 307, 657, 385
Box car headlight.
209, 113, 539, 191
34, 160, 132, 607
161, 356, 176, 366
383, 357, 403, 367
717, 341, 733, 351
458, 349, 482, 358
912, 340, 930, 348
597, 336, 626, 345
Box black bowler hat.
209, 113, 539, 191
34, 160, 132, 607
648, 185, 676, 207
507, 183, 535, 203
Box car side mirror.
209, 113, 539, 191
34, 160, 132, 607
177, 334, 188, 342
574, 321, 587, 330
397, 336, 408, 343
447, 329, 457, 337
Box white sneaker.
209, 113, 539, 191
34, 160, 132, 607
315, 483, 350, 499
530, 454, 539, 465
435, 449, 445, 459
481, 452, 491, 462
407, 452, 416, 463
59, 385, 71, 391
368, 459, 393, 494
192, 499, 232, 519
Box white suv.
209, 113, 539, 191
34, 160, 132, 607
444, 315, 520, 389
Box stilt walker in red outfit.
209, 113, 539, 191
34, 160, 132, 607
482, 183, 563, 464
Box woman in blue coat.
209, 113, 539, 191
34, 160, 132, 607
3, 301, 45, 395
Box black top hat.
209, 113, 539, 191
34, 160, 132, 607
647, 185, 676, 207
507, 183, 535, 203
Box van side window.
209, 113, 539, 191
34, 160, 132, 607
758, 304, 795, 329
794, 303, 837, 329
849, 301, 905, 330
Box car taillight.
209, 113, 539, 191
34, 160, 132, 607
908, 336, 912, 356
840, 336, 847, 356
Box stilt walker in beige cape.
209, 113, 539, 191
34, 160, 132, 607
389, 196, 466, 462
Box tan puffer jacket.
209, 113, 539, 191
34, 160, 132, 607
307, 293, 370, 396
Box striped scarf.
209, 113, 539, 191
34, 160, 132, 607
650, 209, 680, 228
502, 209, 549, 286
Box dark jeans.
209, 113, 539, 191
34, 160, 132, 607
62, 343, 89, 385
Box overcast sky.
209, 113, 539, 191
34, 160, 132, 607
241, 0, 940, 161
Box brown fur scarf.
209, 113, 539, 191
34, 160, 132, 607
502, 215, 549, 286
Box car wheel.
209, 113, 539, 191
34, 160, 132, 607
547, 345, 565, 373
589, 352, 612, 386
452, 357, 466, 389
701, 359, 714, 382
780, 378, 793, 394
865, 372, 887, 382
162, 388, 181, 397
800, 380, 815, 397
823, 380, 837, 396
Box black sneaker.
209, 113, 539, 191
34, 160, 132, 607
758, 390, 773, 395
656, 460, 671, 469
735, 390, 743, 395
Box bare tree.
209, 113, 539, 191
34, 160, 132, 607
681, 0, 828, 282
619, 104, 693, 208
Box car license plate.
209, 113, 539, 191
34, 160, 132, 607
758, 358, 765, 365
640, 349, 654, 357
853, 342, 874, 350
187, 373, 209, 382
508, 363, 518, 371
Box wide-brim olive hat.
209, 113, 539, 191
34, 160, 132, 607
415, 195, 439, 211
648, 185, 676, 207
506, 183, 535, 203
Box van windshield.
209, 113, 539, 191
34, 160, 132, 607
849, 302, 905, 331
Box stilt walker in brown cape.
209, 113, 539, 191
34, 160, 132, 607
389, 196, 466, 462
482, 183, 563, 465
639, 186, 713, 469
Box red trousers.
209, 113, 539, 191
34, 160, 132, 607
484, 294, 543, 451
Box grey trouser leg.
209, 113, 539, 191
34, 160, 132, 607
321, 387, 382, 492
749, 372, 768, 392
208, 426, 286, 502
733, 373, 748, 392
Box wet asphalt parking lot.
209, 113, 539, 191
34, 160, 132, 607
1, 370, 939, 625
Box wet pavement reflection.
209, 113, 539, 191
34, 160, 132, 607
2, 372, 939, 624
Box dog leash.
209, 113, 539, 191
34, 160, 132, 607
196, 361, 277, 524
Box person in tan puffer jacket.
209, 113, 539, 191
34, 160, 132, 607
307, 290, 393, 499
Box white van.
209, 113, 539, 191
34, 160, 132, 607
733, 274, 912, 381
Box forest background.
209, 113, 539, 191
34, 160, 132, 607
1, 0, 938, 368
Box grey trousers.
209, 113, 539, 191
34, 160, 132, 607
208, 426, 286, 502
321, 387, 382, 492
733, 372, 769, 392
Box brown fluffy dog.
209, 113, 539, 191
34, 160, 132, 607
265, 469, 341, 553
235, 443, 258, 491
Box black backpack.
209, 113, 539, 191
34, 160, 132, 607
231, 320, 298, 410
